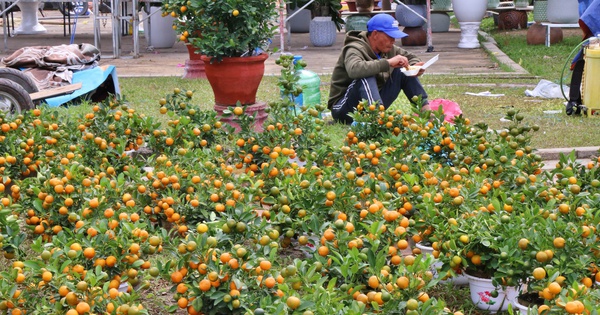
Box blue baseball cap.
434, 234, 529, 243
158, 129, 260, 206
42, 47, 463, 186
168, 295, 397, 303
367, 14, 408, 39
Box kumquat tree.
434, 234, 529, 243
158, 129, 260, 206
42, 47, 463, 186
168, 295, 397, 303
1, 54, 600, 315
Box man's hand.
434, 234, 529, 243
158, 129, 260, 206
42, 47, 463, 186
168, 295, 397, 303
414, 61, 426, 76
388, 55, 409, 69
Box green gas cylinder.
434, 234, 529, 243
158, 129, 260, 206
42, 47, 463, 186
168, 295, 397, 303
292, 55, 321, 110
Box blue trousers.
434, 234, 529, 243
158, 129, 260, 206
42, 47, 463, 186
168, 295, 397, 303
331, 68, 428, 124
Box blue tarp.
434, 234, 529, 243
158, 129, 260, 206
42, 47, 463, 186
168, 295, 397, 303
43, 65, 120, 107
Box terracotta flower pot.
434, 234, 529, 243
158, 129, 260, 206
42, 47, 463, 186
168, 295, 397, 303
200, 53, 269, 106
183, 44, 207, 79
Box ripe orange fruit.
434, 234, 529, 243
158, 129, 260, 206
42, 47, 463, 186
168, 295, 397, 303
171, 271, 183, 283
368, 275, 379, 289
264, 277, 276, 288
75, 301, 90, 314
42, 271, 52, 282
259, 260, 272, 271
532, 267, 546, 280
286, 296, 301, 310
83, 247, 95, 259
199, 279, 211, 292
548, 282, 562, 295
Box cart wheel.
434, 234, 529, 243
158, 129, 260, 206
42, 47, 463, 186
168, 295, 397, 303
0, 78, 35, 113
0, 68, 39, 94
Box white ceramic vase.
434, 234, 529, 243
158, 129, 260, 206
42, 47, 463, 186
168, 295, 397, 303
547, 0, 579, 24
465, 273, 519, 313
142, 6, 177, 49
451, 0, 488, 48
14, 0, 46, 35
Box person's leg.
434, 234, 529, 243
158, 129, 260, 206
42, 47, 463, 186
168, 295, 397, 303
331, 76, 381, 124
381, 68, 428, 107
566, 58, 585, 115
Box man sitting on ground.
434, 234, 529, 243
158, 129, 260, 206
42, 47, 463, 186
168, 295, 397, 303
328, 14, 429, 124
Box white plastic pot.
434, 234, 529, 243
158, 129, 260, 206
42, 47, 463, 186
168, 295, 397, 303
465, 273, 518, 313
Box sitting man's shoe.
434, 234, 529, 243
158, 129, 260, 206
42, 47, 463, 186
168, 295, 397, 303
566, 101, 579, 115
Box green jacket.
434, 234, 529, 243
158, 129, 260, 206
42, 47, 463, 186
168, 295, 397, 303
327, 30, 422, 109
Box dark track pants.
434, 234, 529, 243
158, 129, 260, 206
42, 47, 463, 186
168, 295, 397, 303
331, 68, 428, 124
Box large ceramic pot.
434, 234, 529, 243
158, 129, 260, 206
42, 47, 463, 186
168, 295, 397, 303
395, 4, 427, 27
200, 53, 268, 106
515, 0, 529, 8
487, 0, 500, 9
288, 7, 312, 33
183, 44, 207, 79
533, 0, 548, 23
432, 0, 452, 10
309, 17, 337, 47
430, 12, 450, 32
451, 0, 488, 48
465, 273, 519, 313
547, 0, 579, 24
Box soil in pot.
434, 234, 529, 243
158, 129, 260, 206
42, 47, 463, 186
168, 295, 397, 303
518, 292, 545, 307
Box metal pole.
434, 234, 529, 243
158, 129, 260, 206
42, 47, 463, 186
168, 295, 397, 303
279, 0, 284, 53
426, 0, 433, 52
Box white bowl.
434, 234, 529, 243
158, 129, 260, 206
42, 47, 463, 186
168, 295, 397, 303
401, 66, 421, 76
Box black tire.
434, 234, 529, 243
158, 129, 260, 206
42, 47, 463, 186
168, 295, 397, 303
0, 78, 34, 113
0, 68, 38, 94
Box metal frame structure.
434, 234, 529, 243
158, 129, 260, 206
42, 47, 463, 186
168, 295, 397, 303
0, 0, 160, 58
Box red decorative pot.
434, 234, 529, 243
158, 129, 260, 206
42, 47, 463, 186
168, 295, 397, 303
183, 44, 206, 79
201, 53, 269, 106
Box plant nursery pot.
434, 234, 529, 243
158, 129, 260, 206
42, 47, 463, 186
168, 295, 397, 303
200, 53, 268, 106
465, 273, 519, 313
513, 292, 545, 315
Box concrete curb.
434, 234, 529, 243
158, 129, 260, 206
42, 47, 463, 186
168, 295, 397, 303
536, 146, 600, 160
479, 31, 530, 75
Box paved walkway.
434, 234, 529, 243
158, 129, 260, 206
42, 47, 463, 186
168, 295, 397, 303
0, 10, 527, 77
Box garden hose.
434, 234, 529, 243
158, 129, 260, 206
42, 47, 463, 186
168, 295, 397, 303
560, 38, 592, 101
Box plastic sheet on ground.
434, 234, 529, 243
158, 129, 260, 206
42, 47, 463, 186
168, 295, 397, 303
525, 79, 569, 99
44, 65, 120, 107
465, 91, 505, 97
